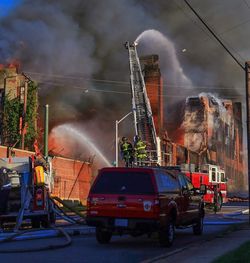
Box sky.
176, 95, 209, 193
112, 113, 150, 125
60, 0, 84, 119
0, 0, 20, 17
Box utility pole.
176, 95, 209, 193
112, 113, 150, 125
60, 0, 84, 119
184, 0, 250, 222
245, 62, 250, 223
44, 104, 49, 159
21, 79, 28, 149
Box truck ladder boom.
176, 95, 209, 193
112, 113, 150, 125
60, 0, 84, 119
125, 42, 158, 158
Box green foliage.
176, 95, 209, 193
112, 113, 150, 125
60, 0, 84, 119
3, 95, 22, 146
25, 81, 38, 148
3, 80, 38, 150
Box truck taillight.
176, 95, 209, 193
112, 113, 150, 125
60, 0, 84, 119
154, 199, 160, 205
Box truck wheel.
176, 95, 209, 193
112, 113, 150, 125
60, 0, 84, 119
0, 220, 4, 230
31, 218, 40, 229
49, 211, 56, 225
217, 194, 223, 210
213, 194, 222, 212
193, 215, 204, 235
41, 215, 51, 228
159, 220, 175, 247
96, 227, 112, 244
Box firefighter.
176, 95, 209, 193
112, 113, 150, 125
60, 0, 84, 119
120, 137, 134, 167
134, 135, 147, 166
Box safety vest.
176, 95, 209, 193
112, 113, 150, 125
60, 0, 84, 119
34, 166, 45, 185
121, 142, 133, 153
135, 140, 147, 158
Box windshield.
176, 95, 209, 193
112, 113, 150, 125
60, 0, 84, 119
91, 171, 155, 195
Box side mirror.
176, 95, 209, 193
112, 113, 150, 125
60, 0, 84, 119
199, 184, 207, 195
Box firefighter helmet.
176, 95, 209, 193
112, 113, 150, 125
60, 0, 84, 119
122, 137, 128, 142
134, 135, 141, 143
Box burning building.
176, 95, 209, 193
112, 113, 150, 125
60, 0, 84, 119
183, 94, 244, 192
141, 56, 245, 193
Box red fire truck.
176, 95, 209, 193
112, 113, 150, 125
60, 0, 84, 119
124, 42, 227, 211
183, 164, 227, 210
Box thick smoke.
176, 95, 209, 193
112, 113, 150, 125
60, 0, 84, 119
0, 0, 247, 164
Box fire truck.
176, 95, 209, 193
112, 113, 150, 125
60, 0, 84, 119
125, 41, 228, 209
182, 164, 227, 209
0, 157, 55, 229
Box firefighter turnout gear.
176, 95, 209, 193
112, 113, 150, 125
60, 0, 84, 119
120, 137, 134, 167
134, 137, 147, 165
34, 165, 45, 185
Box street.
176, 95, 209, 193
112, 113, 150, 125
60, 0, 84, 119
0, 203, 248, 263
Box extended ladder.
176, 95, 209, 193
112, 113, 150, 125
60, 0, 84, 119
125, 42, 159, 163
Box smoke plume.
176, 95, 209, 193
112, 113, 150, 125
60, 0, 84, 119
0, 0, 247, 164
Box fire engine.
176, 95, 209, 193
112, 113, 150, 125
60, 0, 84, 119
0, 157, 55, 229
124, 41, 228, 209
182, 164, 227, 209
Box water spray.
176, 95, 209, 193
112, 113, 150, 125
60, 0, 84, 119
51, 124, 111, 167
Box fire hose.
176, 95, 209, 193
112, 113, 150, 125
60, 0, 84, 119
0, 197, 84, 253
50, 197, 86, 225
0, 227, 72, 253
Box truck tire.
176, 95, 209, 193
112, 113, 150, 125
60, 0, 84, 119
217, 194, 223, 210
159, 220, 175, 247
193, 214, 204, 235
96, 227, 112, 244
49, 211, 56, 225
41, 215, 51, 228
31, 218, 40, 229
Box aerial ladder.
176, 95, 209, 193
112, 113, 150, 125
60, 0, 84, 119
125, 41, 161, 165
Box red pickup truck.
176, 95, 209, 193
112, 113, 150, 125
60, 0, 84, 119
86, 167, 205, 247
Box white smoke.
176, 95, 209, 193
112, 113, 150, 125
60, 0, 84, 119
135, 29, 192, 88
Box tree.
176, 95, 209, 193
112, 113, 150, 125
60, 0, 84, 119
2, 80, 38, 150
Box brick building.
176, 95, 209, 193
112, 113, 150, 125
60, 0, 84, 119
141, 55, 245, 192
140, 55, 164, 136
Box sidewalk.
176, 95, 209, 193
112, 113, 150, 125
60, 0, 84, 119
151, 225, 250, 263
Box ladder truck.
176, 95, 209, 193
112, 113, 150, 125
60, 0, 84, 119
124, 41, 227, 209
125, 41, 161, 165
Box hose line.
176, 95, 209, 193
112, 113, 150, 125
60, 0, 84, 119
0, 227, 72, 253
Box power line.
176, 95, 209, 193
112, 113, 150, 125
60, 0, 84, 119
184, 0, 245, 71
176, 0, 246, 63
219, 17, 250, 35
173, 0, 217, 41
27, 71, 242, 91
37, 80, 244, 99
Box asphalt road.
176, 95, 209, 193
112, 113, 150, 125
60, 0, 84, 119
0, 203, 248, 263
